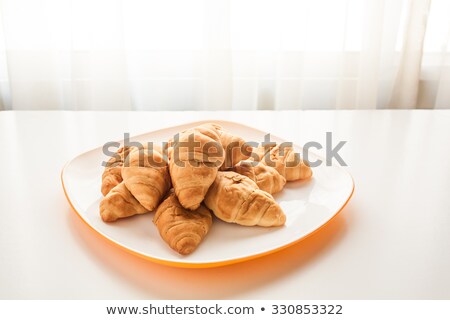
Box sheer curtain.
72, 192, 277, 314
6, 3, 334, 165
0, 0, 449, 111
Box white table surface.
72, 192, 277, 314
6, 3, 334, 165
0, 110, 449, 299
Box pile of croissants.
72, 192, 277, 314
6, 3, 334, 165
99, 123, 312, 255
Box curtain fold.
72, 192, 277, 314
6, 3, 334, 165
424, 0, 450, 109
0, 0, 448, 111
202, 0, 232, 110
389, 0, 431, 108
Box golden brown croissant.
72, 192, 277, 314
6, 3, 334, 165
101, 146, 133, 196
169, 123, 224, 210
232, 160, 286, 194
204, 171, 286, 227
216, 128, 252, 170
153, 192, 212, 255
122, 146, 171, 211
250, 144, 273, 162
169, 123, 251, 171
259, 144, 312, 181
99, 182, 148, 222
284, 150, 312, 181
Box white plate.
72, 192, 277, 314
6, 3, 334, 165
61, 120, 354, 268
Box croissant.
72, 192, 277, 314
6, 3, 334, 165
213, 126, 252, 170
153, 192, 212, 255
121, 146, 171, 211
260, 144, 312, 181
284, 150, 312, 181
250, 144, 273, 162
204, 171, 286, 227
99, 182, 148, 222
169, 123, 224, 210
101, 146, 133, 196
232, 160, 286, 194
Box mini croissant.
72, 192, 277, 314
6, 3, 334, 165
169, 123, 224, 210
204, 171, 286, 227
101, 146, 133, 196
259, 144, 312, 181
214, 126, 252, 170
232, 160, 286, 194
153, 192, 212, 255
168, 123, 251, 171
122, 146, 171, 211
99, 182, 148, 222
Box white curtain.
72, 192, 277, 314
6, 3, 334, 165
0, 0, 449, 111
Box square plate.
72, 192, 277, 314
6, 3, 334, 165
61, 120, 354, 268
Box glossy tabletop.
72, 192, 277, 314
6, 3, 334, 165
0, 110, 449, 299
